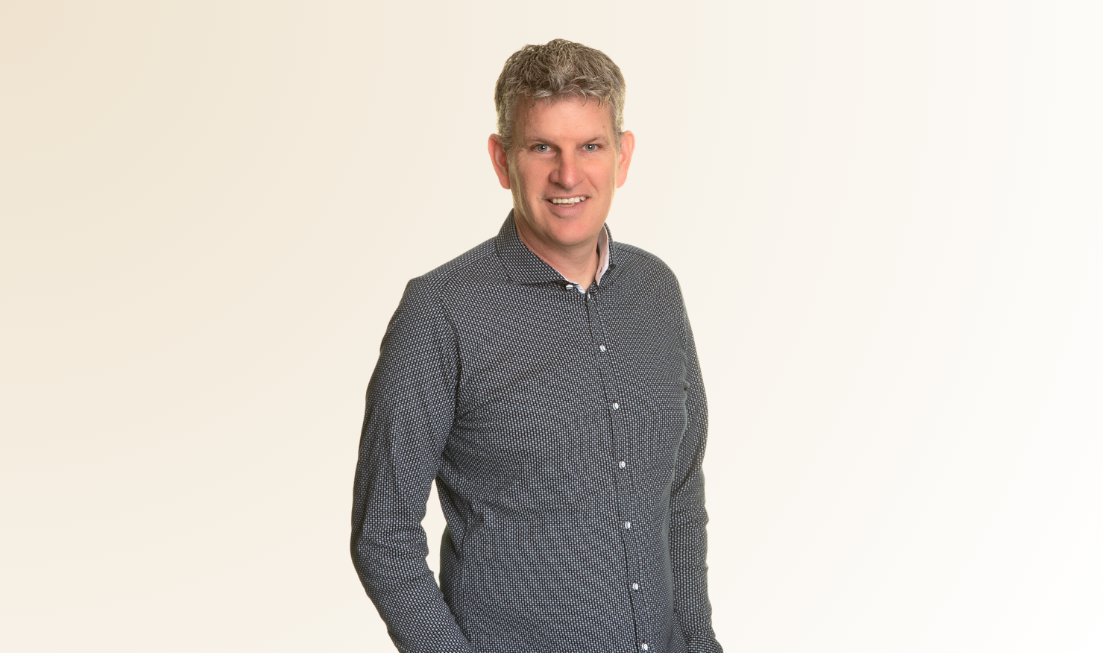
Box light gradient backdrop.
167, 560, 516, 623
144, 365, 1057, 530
2, 1, 1100, 651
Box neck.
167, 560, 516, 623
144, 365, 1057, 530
515, 225, 601, 289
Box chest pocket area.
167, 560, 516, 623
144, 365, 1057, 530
641, 366, 689, 468
470, 388, 587, 521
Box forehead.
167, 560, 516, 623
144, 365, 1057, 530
514, 95, 615, 140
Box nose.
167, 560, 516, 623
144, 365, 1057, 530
551, 150, 581, 188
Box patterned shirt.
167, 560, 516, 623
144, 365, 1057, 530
351, 213, 722, 653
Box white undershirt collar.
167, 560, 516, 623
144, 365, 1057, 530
567, 225, 610, 293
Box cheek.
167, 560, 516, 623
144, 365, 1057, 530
584, 160, 617, 184
510, 164, 534, 189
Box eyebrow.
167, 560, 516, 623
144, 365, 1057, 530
522, 134, 610, 146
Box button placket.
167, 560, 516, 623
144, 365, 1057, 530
586, 283, 652, 639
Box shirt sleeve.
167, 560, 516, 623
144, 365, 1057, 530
670, 295, 724, 653
350, 277, 475, 653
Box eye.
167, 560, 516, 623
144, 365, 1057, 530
534, 144, 551, 153
583, 144, 599, 152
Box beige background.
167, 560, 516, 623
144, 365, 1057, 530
2, 1, 1100, 651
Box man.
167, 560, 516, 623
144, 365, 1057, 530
351, 39, 723, 653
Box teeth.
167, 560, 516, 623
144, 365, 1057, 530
550, 196, 587, 205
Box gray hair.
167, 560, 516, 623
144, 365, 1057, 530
494, 39, 626, 152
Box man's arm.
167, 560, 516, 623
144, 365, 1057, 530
670, 296, 724, 653
350, 277, 474, 653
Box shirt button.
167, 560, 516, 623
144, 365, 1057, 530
612, 402, 619, 410
565, 284, 574, 290
631, 582, 639, 591
619, 460, 626, 469
624, 521, 632, 529
599, 344, 606, 352
641, 644, 649, 651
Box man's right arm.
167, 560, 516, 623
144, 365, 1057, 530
350, 277, 474, 653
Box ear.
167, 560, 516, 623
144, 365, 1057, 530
615, 130, 635, 188
488, 134, 511, 190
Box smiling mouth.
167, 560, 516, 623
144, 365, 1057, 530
548, 196, 588, 205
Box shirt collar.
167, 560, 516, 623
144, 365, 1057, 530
495, 210, 617, 288
591, 226, 611, 289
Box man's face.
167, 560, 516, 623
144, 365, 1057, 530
490, 96, 634, 260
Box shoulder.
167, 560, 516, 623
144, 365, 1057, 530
419, 237, 499, 284
611, 240, 684, 294
614, 241, 676, 274
400, 236, 500, 304
381, 238, 501, 354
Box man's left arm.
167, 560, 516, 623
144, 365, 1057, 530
670, 298, 724, 653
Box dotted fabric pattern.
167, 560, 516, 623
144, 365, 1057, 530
351, 213, 723, 653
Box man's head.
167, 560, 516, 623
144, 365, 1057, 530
489, 39, 634, 272
493, 39, 627, 153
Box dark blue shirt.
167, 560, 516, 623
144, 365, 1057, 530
351, 213, 722, 653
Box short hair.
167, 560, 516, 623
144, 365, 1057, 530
494, 39, 626, 152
